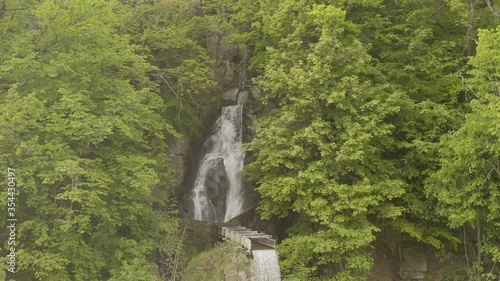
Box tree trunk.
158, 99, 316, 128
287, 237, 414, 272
477, 216, 481, 276
463, 0, 477, 57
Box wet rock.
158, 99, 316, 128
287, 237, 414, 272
401, 247, 427, 280
204, 157, 230, 222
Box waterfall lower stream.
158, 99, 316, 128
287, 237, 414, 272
252, 250, 281, 281
191, 92, 248, 223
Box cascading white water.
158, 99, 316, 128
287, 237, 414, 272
191, 92, 248, 223
252, 249, 281, 281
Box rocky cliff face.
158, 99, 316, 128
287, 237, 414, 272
167, 134, 191, 194
207, 26, 249, 91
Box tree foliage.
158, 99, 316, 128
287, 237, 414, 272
1, 0, 499, 279
232, 0, 500, 280
0, 0, 202, 279
426, 27, 500, 279
118, 0, 217, 135
243, 2, 405, 279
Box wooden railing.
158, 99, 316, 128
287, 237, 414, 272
220, 225, 276, 255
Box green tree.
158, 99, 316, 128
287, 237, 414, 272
426, 27, 500, 280
0, 0, 178, 279
341, 0, 499, 253
469, 27, 500, 97
117, 0, 216, 135
243, 3, 410, 279
233, 0, 500, 279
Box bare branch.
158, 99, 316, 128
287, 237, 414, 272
462, 0, 477, 56
156, 73, 179, 98
176, 99, 182, 126
459, 72, 479, 100
485, 0, 499, 17
490, 262, 498, 274
0, 0, 5, 20
34, 25, 48, 51
425, 3, 446, 23
485, 159, 500, 176
464, 227, 470, 269
36, 39, 59, 54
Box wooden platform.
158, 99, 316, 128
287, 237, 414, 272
220, 225, 276, 255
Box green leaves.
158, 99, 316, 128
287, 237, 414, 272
469, 27, 500, 97
0, 0, 184, 279
233, 0, 500, 279
426, 95, 500, 277
118, 0, 216, 135
242, 2, 410, 278
425, 30, 500, 277
428, 97, 500, 225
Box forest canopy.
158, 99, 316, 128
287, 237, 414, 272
0, 0, 213, 280
235, 0, 499, 280
0, 0, 499, 280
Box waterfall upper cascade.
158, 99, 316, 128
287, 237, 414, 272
252, 249, 281, 281
191, 91, 249, 223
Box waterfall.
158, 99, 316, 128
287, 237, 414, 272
191, 91, 248, 223
252, 249, 281, 281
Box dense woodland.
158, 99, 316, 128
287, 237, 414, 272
0, 0, 499, 280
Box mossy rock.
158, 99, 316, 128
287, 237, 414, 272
182, 241, 252, 281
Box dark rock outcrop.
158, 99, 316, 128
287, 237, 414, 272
204, 157, 230, 223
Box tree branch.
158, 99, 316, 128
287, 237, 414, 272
425, 3, 446, 23
459, 72, 479, 100
484, 0, 498, 17
154, 72, 179, 98
464, 227, 470, 269
485, 159, 500, 176
462, 0, 477, 57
